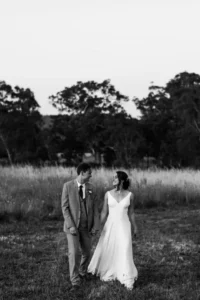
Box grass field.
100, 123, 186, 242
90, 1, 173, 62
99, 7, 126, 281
0, 166, 200, 299
1, 208, 200, 300
0, 166, 200, 220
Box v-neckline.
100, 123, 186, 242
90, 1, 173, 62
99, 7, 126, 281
109, 191, 130, 204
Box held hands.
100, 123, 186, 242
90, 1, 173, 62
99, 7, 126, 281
90, 228, 98, 236
69, 227, 98, 236
69, 227, 77, 236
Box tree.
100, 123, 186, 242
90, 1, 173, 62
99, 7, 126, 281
0, 81, 42, 164
48, 114, 85, 164
99, 113, 145, 167
133, 72, 200, 167
49, 79, 129, 115
165, 72, 200, 166
0, 82, 15, 164
166, 72, 200, 136
49, 80, 130, 166
134, 85, 181, 166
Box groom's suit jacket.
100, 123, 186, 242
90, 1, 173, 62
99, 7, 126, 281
61, 179, 100, 233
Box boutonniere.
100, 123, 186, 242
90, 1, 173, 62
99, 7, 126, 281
88, 189, 93, 194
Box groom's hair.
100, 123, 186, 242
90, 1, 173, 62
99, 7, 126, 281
77, 163, 91, 175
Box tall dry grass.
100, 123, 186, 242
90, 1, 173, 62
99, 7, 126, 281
0, 166, 200, 220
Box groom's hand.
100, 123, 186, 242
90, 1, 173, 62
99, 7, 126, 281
69, 227, 77, 236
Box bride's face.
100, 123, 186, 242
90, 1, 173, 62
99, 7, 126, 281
112, 174, 119, 187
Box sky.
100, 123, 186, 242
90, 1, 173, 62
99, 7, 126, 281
1, 0, 200, 117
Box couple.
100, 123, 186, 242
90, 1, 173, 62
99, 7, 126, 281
61, 163, 138, 292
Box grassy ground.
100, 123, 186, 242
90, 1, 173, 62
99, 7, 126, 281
1, 208, 200, 300
0, 166, 200, 299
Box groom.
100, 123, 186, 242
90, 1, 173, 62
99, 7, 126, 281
61, 163, 99, 291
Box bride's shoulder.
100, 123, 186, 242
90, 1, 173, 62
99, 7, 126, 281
107, 189, 115, 195
105, 189, 114, 198
129, 191, 134, 200
104, 189, 113, 201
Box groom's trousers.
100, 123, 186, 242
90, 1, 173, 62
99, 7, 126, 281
66, 229, 91, 286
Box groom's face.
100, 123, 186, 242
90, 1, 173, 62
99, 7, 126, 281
81, 168, 92, 183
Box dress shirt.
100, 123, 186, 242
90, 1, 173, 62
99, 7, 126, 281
77, 181, 86, 199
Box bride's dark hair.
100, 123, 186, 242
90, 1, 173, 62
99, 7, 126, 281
116, 171, 130, 190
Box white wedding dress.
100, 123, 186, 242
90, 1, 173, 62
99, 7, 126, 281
88, 191, 138, 290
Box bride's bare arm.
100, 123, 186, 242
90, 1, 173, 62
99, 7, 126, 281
128, 193, 138, 237
100, 192, 109, 226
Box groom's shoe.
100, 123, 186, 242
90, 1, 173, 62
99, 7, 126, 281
79, 273, 93, 281
69, 283, 81, 293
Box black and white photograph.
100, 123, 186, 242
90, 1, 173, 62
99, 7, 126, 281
0, 0, 200, 299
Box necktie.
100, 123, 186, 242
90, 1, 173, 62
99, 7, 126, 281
79, 185, 83, 199
79, 185, 87, 217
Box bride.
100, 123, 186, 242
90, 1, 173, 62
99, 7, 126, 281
88, 171, 138, 290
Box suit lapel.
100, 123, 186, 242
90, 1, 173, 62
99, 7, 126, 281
73, 180, 88, 214
73, 180, 80, 207
85, 184, 90, 215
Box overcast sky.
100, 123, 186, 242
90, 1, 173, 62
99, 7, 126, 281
1, 0, 200, 117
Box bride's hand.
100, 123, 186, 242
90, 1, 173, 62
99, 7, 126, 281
69, 227, 77, 236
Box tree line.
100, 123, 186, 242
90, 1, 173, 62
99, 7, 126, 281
1, 71, 200, 168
